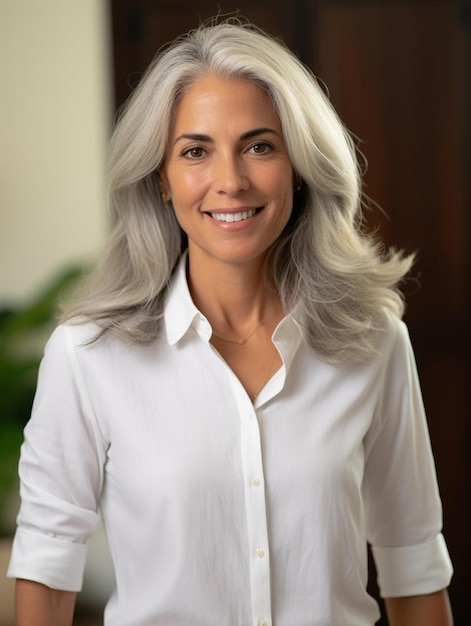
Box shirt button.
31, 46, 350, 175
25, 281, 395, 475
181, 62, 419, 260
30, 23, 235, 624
251, 476, 261, 487
255, 547, 265, 559
258, 619, 269, 626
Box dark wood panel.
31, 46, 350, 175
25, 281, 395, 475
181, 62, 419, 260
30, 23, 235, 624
111, 0, 308, 111
312, 4, 470, 622
314, 1, 470, 325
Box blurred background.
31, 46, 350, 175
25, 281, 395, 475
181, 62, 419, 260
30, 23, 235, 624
0, 1, 469, 624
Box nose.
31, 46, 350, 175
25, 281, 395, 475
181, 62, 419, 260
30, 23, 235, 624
213, 153, 249, 196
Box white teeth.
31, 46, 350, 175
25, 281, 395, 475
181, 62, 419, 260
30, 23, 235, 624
210, 209, 257, 222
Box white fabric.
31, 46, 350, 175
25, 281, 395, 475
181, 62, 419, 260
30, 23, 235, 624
8, 257, 452, 626
372, 534, 452, 598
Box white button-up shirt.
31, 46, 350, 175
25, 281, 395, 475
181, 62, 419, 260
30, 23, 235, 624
8, 257, 452, 625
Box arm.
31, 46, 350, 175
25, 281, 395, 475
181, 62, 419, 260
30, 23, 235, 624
385, 589, 453, 626
364, 323, 453, 610
7, 326, 106, 610
15, 579, 76, 626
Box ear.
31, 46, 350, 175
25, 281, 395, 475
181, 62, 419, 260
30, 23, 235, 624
292, 170, 302, 191
156, 170, 171, 202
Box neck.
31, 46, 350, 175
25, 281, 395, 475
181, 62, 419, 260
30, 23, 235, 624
186, 253, 282, 335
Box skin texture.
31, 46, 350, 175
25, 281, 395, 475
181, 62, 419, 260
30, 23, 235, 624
158, 74, 295, 273
15, 579, 76, 626
385, 589, 453, 626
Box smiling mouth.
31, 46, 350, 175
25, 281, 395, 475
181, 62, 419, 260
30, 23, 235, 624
208, 208, 262, 223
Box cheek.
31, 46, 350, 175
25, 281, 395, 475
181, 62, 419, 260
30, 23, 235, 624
276, 180, 296, 229
264, 161, 294, 195
167, 167, 208, 201
272, 171, 295, 211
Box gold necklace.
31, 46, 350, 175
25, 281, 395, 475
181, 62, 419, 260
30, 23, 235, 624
211, 319, 265, 345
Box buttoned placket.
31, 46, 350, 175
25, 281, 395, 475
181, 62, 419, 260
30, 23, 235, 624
198, 312, 299, 626
231, 375, 274, 626
204, 327, 273, 626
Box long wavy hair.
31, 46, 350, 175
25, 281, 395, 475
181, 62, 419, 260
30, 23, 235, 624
62, 19, 414, 362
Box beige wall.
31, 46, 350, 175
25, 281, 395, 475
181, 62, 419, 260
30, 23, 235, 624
0, 0, 113, 305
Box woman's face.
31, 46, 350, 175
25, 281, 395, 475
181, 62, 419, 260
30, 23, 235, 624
159, 74, 295, 270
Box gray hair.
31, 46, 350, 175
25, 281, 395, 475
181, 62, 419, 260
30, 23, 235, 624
63, 19, 413, 362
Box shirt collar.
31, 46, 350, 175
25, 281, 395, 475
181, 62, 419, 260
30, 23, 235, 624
272, 311, 303, 372
164, 253, 305, 364
164, 253, 212, 345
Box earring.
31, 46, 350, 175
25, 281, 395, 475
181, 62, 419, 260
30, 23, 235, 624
294, 175, 302, 192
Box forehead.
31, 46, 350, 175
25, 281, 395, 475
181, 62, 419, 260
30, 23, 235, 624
170, 74, 282, 134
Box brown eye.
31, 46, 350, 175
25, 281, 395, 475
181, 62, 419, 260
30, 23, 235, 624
183, 146, 205, 159
249, 142, 273, 155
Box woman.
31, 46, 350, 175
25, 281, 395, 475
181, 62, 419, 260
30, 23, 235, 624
8, 20, 453, 626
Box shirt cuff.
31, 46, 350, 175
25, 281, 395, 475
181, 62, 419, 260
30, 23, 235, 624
6, 527, 87, 592
372, 533, 453, 598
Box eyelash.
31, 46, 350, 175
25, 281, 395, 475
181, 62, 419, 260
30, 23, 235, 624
181, 141, 275, 160
181, 146, 206, 159
247, 141, 275, 155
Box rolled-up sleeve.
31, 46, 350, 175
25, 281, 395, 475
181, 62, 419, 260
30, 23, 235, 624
363, 321, 453, 598
8, 527, 89, 591
372, 534, 452, 597
7, 324, 108, 591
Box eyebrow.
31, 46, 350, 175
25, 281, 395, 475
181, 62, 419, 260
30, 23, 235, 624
173, 127, 280, 146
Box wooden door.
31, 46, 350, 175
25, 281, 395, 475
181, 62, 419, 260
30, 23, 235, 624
311, 4, 470, 622
111, 0, 309, 110
111, 1, 470, 622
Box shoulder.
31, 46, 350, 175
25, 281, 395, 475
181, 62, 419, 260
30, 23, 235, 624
350, 313, 418, 390
373, 311, 413, 362
43, 320, 128, 370
368, 314, 424, 418
45, 320, 103, 352
45, 320, 164, 372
